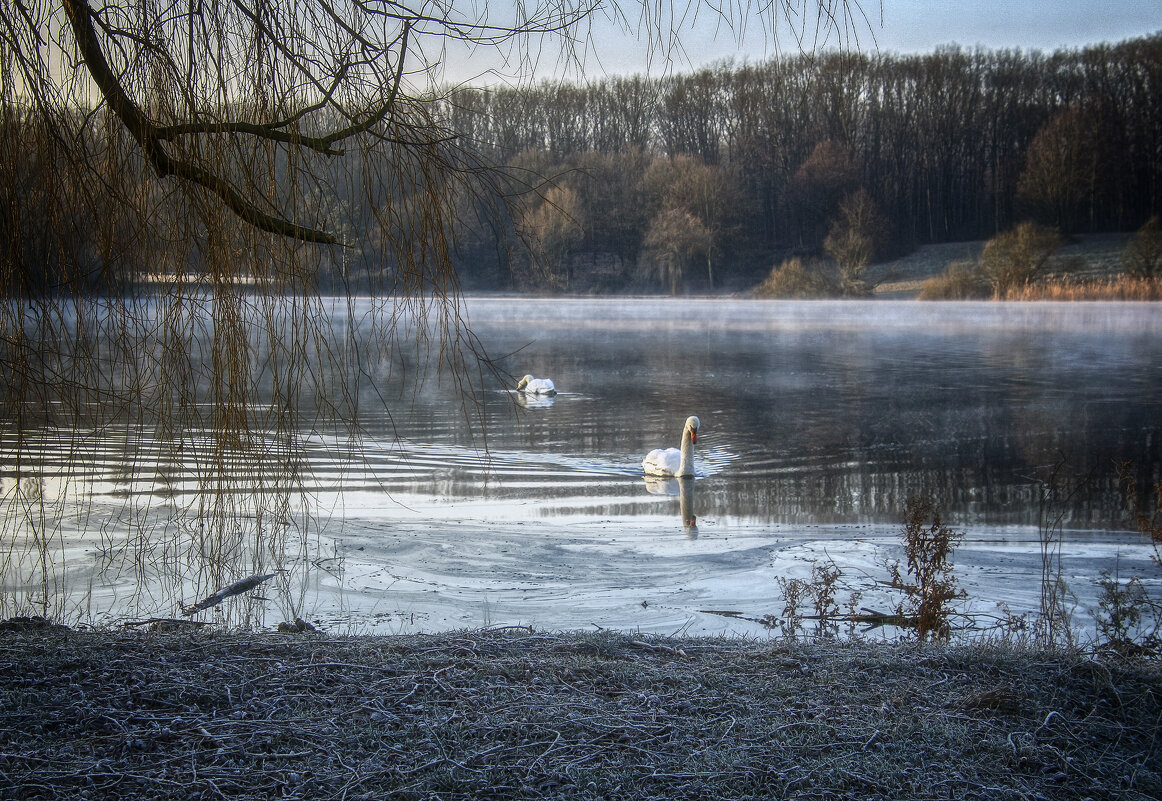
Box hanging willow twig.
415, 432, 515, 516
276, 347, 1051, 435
62, 0, 342, 243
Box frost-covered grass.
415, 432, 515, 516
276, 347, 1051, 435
2, 622, 1160, 800
871, 233, 1141, 299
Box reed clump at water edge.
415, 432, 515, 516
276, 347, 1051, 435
998, 275, 1162, 301
2, 620, 1159, 800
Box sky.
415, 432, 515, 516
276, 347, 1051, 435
866, 0, 1161, 56
606, 0, 1162, 74
441, 0, 1162, 83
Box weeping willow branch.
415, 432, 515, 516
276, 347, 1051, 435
62, 0, 339, 244
0, 0, 873, 624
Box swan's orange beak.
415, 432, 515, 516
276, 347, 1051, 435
690, 431, 697, 443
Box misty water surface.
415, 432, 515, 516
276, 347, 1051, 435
2, 298, 1159, 636
369, 298, 1162, 525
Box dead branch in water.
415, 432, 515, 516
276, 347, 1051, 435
182, 573, 281, 615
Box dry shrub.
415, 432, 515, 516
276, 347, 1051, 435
1095, 572, 1162, 657
772, 574, 809, 635
1123, 216, 1161, 279
774, 561, 849, 638
888, 496, 966, 641
918, 234, 1162, 300
1095, 463, 1162, 656
979, 222, 1063, 295
753, 257, 839, 298
918, 260, 990, 299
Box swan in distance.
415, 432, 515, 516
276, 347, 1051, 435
516, 374, 557, 395
642, 416, 700, 478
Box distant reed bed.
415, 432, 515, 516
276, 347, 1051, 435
920, 269, 1162, 301
1000, 275, 1162, 301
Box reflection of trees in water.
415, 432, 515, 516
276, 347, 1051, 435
379, 321, 1159, 530
415, 308, 1162, 532
718, 459, 1145, 528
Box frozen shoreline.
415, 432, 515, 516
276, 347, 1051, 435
300, 512, 1159, 639
4, 475, 1159, 642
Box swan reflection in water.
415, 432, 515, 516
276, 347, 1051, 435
643, 476, 698, 538
514, 391, 555, 409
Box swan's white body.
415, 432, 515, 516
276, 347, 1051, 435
642, 416, 700, 478
516, 374, 557, 395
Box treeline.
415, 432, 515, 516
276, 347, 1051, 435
441, 34, 1162, 293
4, 35, 1162, 297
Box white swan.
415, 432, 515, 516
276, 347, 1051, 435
642, 416, 700, 478
516, 374, 557, 395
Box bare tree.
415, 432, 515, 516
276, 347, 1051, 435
646, 156, 748, 288
823, 187, 888, 295
784, 139, 860, 248
1017, 105, 1104, 233
518, 184, 585, 290
644, 206, 708, 293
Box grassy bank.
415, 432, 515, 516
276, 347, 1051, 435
870, 232, 1147, 300
838, 229, 1162, 301
3, 624, 1159, 800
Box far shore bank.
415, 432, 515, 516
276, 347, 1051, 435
457, 232, 1150, 301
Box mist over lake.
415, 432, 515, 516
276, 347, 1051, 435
2, 297, 1159, 638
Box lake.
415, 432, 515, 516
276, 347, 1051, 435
2, 297, 1160, 640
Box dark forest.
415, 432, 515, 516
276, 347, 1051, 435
442, 34, 1162, 293
4, 34, 1161, 296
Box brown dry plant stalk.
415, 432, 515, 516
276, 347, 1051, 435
888, 496, 966, 641
1117, 460, 1162, 560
